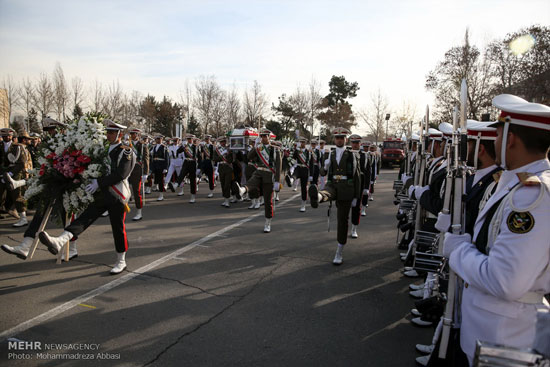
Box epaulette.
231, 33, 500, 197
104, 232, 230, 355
493, 170, 503, 183
516, 172, 541, 186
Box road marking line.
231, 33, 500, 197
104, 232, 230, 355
0, 193, 300, 340
78, 304, 96, 309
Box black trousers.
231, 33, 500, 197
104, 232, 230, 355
25, 200, 67, 238
319, 186, 352, 245
153, 168, 165, 192
219, 164, 233, 198
202, 159, 215, 190
311, 165, 320, 185
178, 160, 197, 194
296, 166, 309, 201
65, 194, 128, 253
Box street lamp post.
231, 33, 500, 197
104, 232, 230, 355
385, 113, 391, 139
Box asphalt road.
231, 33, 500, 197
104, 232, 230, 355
0, 168, 432, 366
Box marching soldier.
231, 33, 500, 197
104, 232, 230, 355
318, 139, 328, 190
201, 134, 216, 198
0, 128, 16, 217
38, 120, 136, 275
151, 134, 168, 201
128, 127, 150, 221
244, 138, 260, 209
164, 137, 183, 193
368, 143, 381, 201
3, 131, 33, 227
309, 127, 361, 265
349, 134, 371, 238
360, 141, 373, 216
234, 129, 281, 233
176, 133, 200, 203
309, 139, 322, 187
292, 137, 311, 212
214, 136, 235, 207
443, 95, 550, 365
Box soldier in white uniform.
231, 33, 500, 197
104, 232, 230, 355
443, 94, 550, 365
164, 137, 183, 192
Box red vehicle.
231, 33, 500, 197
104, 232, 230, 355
381, 138, 405, 167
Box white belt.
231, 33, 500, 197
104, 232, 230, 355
332, 175, 348, 181
426, 212, 437, 219
257, 167, 272, 172
517, 292, 545, 304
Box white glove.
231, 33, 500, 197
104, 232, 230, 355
162, 169, 168, 174
196, 169, 201, 176
85, 179, 99, 194
142, 175, 148, 181
414, 185, 429, 199
401, 174, 410, 184
273, 182, 280, 191
351, 198, 358, 207
308, 176, 313, 182
435, 212, 451, 233
443, 232, 472, 258
255, 138, 261, 145
363, 188, 370, 196
408, 185, 416, 198
7, 172, 13, 177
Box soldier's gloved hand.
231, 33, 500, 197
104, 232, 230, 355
273, 182, 280, 191
162, 169, 168, 174
351, 198, 358, 207
308, 176, 313, 182
196, 169, 201, 176
85, 179, 99, 194
363, 188, 369, 196
142, 175, 148, 181
401, 174, 410, 184
435, 212, 451, 233
443, 232, 471, 258
255, 138, 261, 145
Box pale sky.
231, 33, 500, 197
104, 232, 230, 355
1, 0, 548, 134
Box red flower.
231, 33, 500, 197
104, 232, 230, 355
77, 154, 91, 163
46, 152, 56, 159
73, 166, 85, 174
70, 150, 81, 157
39, 164, 46, 176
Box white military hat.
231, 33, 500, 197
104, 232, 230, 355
128, 127, 142, 134
331, 127, 350, 137
428, 128, 443, 141
438, 122, 453, 138
104, 119, 127, 131
491, 94, 550, 131
410, 132, 420, 141
466, 120, 497, 141
349, 134, 362, 142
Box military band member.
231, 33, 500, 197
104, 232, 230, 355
201, 134, 216, 198
293, 137, 311, 212
244, 138, 260, 209
443, 95, 550, 365
234, 129, 281, 233
214, 136, 235, 207
271, 140, 284, 201
309, 127, 361, 265
318, 139, 328, 190
0, 128, 16, 217
151, 134, 168, 201
39, 120, 136, 275
176, 134, 200, 203
128, 128, 150, 221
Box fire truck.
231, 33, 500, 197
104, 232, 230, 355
381, 137, 405, 167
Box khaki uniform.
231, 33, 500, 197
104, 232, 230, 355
319, 147, 361, 244
247, 144, 281, 219
7, 143, 32, 212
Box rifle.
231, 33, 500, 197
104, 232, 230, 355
439, 78, 468, 358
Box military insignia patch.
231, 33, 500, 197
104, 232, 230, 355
507, 211, 535, 234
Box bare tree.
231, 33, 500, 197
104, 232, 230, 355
70, 76, 86, 112
18, 77, 36, 131
391, 100, 417, 137
1, 75, 20, 124
102, 80, 124, 120
90, 79, 104, 113
53, 62, 69, 121
194, 75, 221, 134
211, 90, 228, 137
360, 88, 389, 143
307, 76, 323, 136
179, 78, 193, 134
225, 84, 241, 128
33, 72, 55, 120
243, 80, 269, 129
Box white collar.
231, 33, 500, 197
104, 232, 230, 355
473, 164, 498, 186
